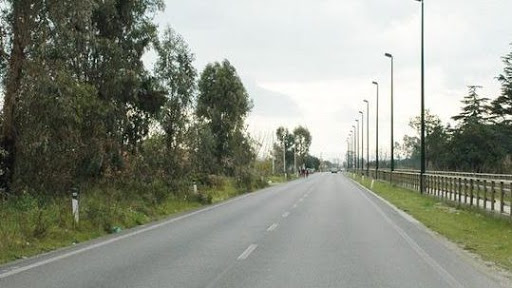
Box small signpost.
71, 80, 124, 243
71, 187, 79, 226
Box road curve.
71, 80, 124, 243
0, 173, 509, 287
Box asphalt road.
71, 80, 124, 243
0, 173, 509, 287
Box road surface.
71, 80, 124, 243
0, 173, 509, 287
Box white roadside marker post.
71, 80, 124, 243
71, 187, 79, 226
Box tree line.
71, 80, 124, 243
0, 0, 259, 198
272, 126, 320, 173
396, 44, 512, 173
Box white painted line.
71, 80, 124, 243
0, 192, 254, 279
293, 204, 298, 208
299, 198, 304, 202
267, 223, 278, 232
353, 181, 464, 288
282, 211, 290, 218
237, 244, 258, 260
352, 180, 419, 225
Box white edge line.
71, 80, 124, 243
0, 192, 253, 279
237, 244, 258, 260
353, 180, 420, 225
348, 178, 464, 288
282, 212, 290, 218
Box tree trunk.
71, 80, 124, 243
2, 0, 32, 190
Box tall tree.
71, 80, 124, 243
293, 126, 311, 168
154, 26, 196, 152
1, 0, 40, 189
196, 59, 253, 175
491, 43, 512, 124
452, 85, 490, 125
0, 0, 165, 193
273, 126, 295, 172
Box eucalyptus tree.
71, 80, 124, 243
196, 60, 253, 175
293, 126, 311, 168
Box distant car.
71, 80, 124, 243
330, 168, 338, 173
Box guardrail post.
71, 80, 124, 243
458, 178, 462, 205
442, 176, 446, 199
469, 179, 474, 207
483, 179, 487, 210
438, 176, 441, 197
434, 175, 438, 196
465, 178, 470, 204
475, 179, 480, 208
491, 181, 495, 211
449, 177, 453, 201
500, 181, 505, 214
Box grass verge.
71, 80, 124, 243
352, 174, 512, 272
0, 175, 272, 266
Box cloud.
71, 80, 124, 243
244, 81, 302, 118
154, 0, 512, 160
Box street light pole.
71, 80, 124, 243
346, 137, 350, 170
372, 81, 379, 177
352, 126, 356, 171
293, 146, 297, 176
384, 53, 394, 175
359, 111, 364, 175
355, 120, 359, 173
282, 134, 286, 179
415, 0, 426, 194
363, 100, 369, 176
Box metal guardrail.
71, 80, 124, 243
352, 169, 512, 218
381, 168, 512, 181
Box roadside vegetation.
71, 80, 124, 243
0, 1, 321, 265
353, 175, 512, 272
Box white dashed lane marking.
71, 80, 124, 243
267, 223, 278, 232
237, 244, 258, 260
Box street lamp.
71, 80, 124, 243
282, 133, 286, 179
352, 125, 356, 171
355, 119, 359, 172
358, 111, 364, 175
363, 100, 369, 176
415, 0, 426, 194
346, 136, 350, 170
384, 53, 394, 174
372, 81, 379, 177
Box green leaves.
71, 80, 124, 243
491, 43, 512, 124
154, 26, 196, 152
196, 60, 253, 176
452, 86, 490, 125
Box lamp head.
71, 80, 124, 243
384, 53, 393, 58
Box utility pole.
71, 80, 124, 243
293, 146, 297, 176
356, 119, 359, 173
385, 53, 394, 180
372, 81, 379, 178
364, 100, 369, 176
359, 111, 364, 175
282, 134, 286, 179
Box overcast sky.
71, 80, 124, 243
148, 0, 512, 161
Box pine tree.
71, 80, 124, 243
452, 85, 489, 125
491, 43, 512, 124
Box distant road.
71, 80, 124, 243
0, 173, 508, 287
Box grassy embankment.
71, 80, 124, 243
0, 175, 291, 265
352, 174, 512, 271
